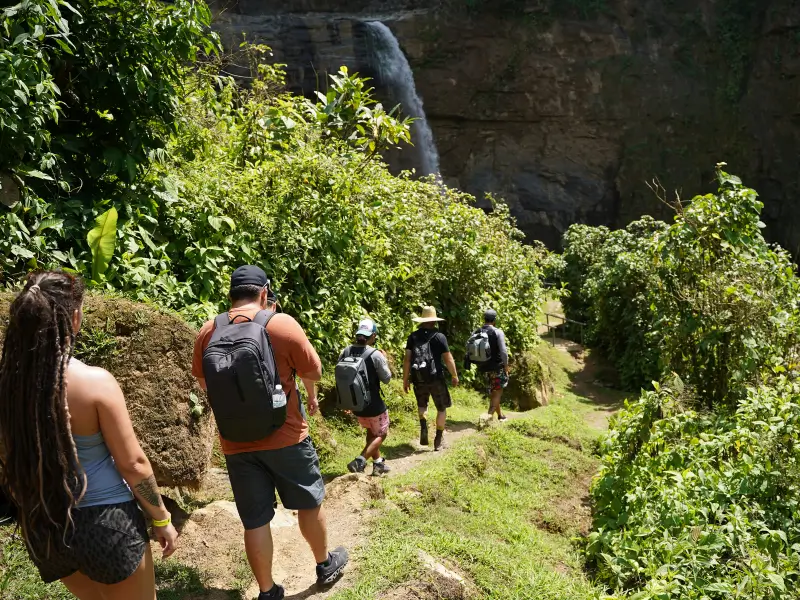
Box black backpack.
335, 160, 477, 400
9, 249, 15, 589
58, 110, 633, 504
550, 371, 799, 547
201, 310, 286, 443
410, 330, 439, 384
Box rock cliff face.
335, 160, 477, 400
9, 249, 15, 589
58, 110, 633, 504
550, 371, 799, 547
209, 0, 800, 252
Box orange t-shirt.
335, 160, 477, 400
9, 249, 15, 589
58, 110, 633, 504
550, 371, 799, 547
191, 308, 322, 455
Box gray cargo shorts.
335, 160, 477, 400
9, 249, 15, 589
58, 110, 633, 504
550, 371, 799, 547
225, 437, 325, 530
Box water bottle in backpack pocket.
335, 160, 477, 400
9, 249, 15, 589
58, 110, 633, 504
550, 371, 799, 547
202, 311, 287, 443
335, 347, 376, 411
410, 331, 438, 384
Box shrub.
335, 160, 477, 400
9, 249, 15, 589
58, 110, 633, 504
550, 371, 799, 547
1, 56, 546, 362
561, 167, 800, 400
561, 217, 665, 390
588, 378, 800, 599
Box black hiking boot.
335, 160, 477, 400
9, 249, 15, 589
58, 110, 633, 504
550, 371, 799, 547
258, 584, 285, 600
498, 415, 508, 422
434, 430, 444, 451
420, 424, 429, 446
372, 459, 391, 476
316, 546, 349, 586
347, 456, 367, 473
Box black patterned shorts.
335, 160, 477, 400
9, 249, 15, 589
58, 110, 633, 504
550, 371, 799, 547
413, 379, 453, 412
27, 500, 149, 584
485, 368, 509, 394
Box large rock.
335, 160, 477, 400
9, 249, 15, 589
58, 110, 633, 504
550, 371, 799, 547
0, 292, 214, 489
208, 0, 800, 254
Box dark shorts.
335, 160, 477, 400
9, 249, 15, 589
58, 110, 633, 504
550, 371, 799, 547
413, 379, 452, 412
28, 500, 148, 585
225, 437, 326, 530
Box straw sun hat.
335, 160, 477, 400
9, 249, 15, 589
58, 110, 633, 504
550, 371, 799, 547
412, 306, 445, 323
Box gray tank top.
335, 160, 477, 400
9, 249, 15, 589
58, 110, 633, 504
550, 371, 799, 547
73, 431, 134, 508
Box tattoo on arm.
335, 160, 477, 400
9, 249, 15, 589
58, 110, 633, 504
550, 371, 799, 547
134, 474, 163, 508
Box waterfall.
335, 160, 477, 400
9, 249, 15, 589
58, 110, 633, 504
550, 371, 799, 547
363, 21, 440, 177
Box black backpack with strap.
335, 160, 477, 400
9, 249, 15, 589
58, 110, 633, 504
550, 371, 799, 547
201, 310, 287, 443
410, 329, 439, 384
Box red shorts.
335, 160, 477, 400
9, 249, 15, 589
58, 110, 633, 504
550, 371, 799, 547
356, 411, 390, 438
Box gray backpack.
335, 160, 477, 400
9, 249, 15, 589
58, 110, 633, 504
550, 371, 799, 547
466, 326, 495, 368
335, 346, 377, 412
201, 311, 286, 442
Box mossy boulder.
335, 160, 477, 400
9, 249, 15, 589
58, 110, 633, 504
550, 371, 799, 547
507, 346, 556, 410
0, 292, 213, 489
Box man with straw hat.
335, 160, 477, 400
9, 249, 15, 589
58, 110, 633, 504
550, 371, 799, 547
403, 306, 459, 451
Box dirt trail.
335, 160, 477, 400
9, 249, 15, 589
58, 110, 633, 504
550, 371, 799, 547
550, 337, 625, 431
163, 415, 518, 600
164, 304, 622, 600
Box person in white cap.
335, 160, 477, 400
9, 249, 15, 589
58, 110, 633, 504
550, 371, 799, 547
340, 319, 393, 476
403, 306, 459, 451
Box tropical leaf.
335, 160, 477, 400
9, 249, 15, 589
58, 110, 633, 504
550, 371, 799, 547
87, 207, 118, 281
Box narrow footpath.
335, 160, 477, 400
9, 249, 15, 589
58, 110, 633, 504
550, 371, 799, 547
163, 340, 621, 600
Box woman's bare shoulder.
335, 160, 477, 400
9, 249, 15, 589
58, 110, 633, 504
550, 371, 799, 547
68, 360, 120, 400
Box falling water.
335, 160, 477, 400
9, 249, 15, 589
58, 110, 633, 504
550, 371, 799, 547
364, 21, 440, 177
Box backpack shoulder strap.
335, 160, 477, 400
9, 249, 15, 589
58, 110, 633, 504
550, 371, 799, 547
362, 347, 377, 361
214, 313, 231, 329
253, 310, 277, 327
341, 345, 353, 359
253, 310, 282, 385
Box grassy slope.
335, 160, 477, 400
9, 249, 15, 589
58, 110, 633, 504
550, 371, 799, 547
330, 388, 605, 600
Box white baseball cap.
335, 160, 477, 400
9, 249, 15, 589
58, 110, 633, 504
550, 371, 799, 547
356, 318, 377, 337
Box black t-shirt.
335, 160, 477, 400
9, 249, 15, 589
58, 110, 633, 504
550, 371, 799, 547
342, 345, 388, 418
405, 328, 450, 380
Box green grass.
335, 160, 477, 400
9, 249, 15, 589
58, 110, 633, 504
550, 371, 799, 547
0, 528, 73, 599
312, 380, 489, 478
330, 393, 605, 600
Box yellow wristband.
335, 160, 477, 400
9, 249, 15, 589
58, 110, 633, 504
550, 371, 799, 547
152, 515, 171, 528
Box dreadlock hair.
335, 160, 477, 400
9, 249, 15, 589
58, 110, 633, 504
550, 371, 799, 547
0, 271, 86, 551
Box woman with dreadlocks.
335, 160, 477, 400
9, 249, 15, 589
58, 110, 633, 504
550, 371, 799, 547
0, 271, 178, 599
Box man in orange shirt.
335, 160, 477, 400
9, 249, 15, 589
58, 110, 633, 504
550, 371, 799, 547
192, 266, 347, 599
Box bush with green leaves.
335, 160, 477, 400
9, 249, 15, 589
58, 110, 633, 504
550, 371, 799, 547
652, 170, 800, 408
577, 167, 800, 598
588, 377, 800, 599
560, 216, 666, 389
1, 32, 545, 362
561, 167, 799, 398
0, 0, 217, 280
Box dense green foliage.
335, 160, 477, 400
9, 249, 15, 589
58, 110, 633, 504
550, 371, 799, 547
590, 379, 800, 599
569, 168, 800, 598
560, 168, 799, 401
560, 216, 665, 390
1, 4, 544, 361
0, 0, 216, 280
1, 0, 216, 188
